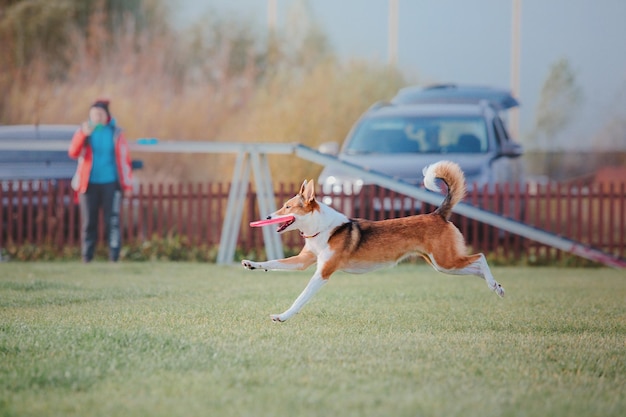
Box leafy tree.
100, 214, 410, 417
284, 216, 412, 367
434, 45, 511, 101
0, 0, 168, 120
0, 0, 164, 76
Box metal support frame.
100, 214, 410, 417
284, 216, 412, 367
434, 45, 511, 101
125, 141, 294, 264
249, 151, 283, 260
216, 149, 283, 264
216, 152, 250, 264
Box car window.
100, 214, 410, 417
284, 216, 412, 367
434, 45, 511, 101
492, 115, 510, 147
344, 116, 488, 154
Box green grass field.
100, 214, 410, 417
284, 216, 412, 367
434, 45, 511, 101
1, 262, 624, 417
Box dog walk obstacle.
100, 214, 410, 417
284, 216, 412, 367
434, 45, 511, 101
7, 139, 622, 268
127, 140, 626, 269
293, 145, 626, 269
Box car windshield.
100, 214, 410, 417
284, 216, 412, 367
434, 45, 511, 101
344, 115, 488, 154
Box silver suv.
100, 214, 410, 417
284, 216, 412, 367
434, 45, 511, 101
318, 85, 524, 215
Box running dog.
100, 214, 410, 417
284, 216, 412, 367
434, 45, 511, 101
242, 161, 504, 322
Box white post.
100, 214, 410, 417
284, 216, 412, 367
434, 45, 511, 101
509, 0, 522, 138
267, 0, 277, 32
388, 0, 399, 66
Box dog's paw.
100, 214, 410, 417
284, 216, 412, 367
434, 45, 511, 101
491, 282, 505, 297
241, 260, 258, 270
241, 260, 268, 271
270, 314, 285, 323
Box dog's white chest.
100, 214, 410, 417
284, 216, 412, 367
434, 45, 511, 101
304, 235, 331, 256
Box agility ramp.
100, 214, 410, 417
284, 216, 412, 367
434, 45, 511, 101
127, 140, 626, 269
5, 138, 620, 267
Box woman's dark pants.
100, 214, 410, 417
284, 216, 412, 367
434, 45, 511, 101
79, 182, 122, 262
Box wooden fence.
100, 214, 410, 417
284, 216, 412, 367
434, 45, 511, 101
1, 179, 625, 264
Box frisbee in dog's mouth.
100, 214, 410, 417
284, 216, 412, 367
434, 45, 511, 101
250, 215, 295, 232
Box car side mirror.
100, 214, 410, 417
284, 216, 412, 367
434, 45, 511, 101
499, 142, 523, 158
318, 141, 340, 156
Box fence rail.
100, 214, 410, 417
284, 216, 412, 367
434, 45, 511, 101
1, 179, 624, 264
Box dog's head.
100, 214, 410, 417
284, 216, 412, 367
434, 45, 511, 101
266, 179, 320, 233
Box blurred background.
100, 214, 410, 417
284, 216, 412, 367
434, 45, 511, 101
1, 0, 625, 184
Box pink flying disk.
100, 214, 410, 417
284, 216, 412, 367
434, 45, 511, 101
249, 216, 295, 228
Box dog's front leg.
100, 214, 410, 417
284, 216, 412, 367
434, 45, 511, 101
241, 249, 316, 272
270, 271, 327, 322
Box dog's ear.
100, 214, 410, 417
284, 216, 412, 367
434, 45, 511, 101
302, 179, 316, 203
298, 180, 308, 196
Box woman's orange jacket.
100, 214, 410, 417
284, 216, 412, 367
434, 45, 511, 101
68, 126, 133, 194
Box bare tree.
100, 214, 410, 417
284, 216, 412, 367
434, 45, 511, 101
529, 58, 583, 178
530, 58, 583, 151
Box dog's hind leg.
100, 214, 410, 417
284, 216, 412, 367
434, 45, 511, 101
270, 271, 327, 322
427, 253, 505, 297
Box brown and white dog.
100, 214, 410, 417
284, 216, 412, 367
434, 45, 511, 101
242, 160, 504, 322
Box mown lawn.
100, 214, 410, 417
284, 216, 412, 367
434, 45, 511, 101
0, 262, 624, 417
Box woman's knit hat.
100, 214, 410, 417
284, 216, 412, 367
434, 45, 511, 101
91, 99, 111, 122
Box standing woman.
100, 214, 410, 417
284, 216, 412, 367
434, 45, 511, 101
69, 99, 133, 262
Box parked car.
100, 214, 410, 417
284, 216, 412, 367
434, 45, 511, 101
318, 84, 524, 217
0, 124, 81, 182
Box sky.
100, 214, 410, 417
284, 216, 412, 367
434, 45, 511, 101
172, 0, 626, 150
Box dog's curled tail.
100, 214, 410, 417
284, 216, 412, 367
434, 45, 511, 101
422, 160, 467, 220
